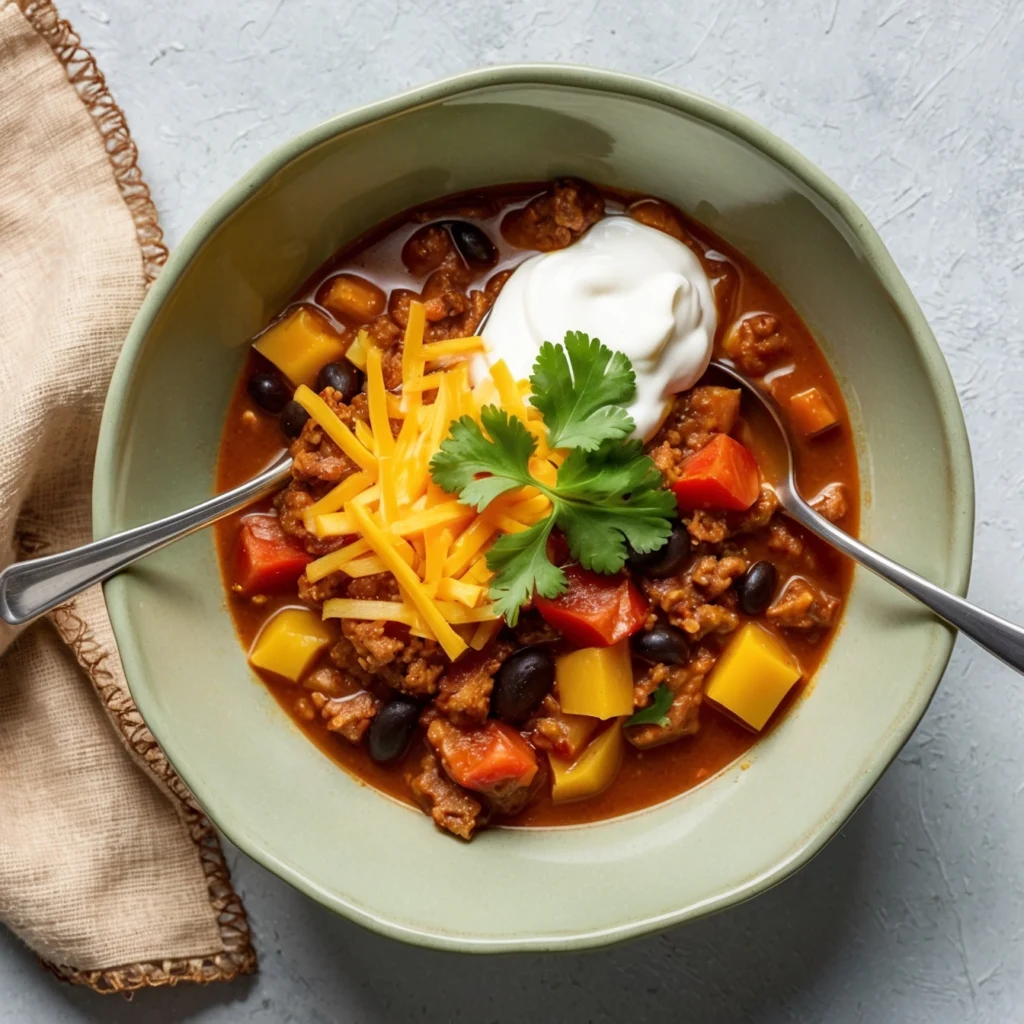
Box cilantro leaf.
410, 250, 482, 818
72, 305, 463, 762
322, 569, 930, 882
529, 331, 636, 450
625, 683, 673, 729
555, 442, 676, 572
429, 407, 536, 511
557, 499, 674, 575
556, 440, 675, 522
485, 519, 564, 626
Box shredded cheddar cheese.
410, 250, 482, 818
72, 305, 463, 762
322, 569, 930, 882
469, 619, 503, 651
421, 336, 486, 362
322, 599, 418, 626
293, 300, 560, 659
353, 418, 377, 453
378, 456, 398, 525
301, 470, 373, 527
348, 503, 467, 660
293, 385, 378, 474
366, 346, 394, 457
489, 359, 529, 422
436, 577, 484, 608
400, 302, 426, 413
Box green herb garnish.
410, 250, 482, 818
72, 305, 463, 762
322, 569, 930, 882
625, 683, 673, 729
429, 332, 676, 625
529, 331, 636, 450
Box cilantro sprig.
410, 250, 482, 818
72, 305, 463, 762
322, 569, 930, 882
429, 333, 676, 624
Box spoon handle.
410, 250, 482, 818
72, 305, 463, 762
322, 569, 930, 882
784, 496, 1024, 674
0, 460, 292, 628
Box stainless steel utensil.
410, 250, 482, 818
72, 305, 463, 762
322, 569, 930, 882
0, 457, 292, 626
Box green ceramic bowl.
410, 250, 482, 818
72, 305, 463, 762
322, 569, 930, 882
93, 65, 973, 952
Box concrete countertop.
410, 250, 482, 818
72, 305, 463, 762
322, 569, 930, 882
2, 1, 1022, 1020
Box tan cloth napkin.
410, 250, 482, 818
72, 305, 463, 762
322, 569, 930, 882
0, 0, 255, 991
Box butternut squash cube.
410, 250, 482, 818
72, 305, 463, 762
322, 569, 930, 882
704, 622, 801, 731
555, 640, 634, 719
248, 608, 334, 683
253, 307, 348, 387
320, 274, 386, 323
788, 386, 838, 437
549, 722, 624, 803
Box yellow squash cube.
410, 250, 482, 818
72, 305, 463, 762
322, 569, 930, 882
253, 307, 348, 387
704, 622, 801, 731
248, 608, 334, 683
550, 723, 624, 803
556, 640, 634, 719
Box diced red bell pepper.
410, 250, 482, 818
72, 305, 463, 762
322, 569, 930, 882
435, 721, 539, 795
672, 434, 760, 512
534, 564, 648, 648
233, 514, 312, 595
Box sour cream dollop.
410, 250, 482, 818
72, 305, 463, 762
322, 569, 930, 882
476, 216, 717, 439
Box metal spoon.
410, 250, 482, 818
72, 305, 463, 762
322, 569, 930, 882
0, 457, 292, 626
710, 359, 1024, 674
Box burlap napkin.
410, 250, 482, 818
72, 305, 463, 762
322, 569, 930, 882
0, 0, 255, 991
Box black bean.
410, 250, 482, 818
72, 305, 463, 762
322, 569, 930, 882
247, 371, 290, 414
367, 697, 420, 764
491, 647, 555, 723
316, 361, 364, 403
626, 522, 689, 579
447, 220, 498, 269
632, 624, 689, 665
736, 560, 778, 616
279, 400, 310, 439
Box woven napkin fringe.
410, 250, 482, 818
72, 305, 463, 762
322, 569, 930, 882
44, 603, 256, 991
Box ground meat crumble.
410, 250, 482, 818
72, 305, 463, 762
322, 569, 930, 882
627, 647, 717, 750
811, 483, 849, 524
650, 385, 741, 471
527, 695, 594, 760
289, 387, 362, 486
408, 751, 482, 841
501, 179, 604, 251
435, 642, 513, 727
310, 691, 379, 744
330, 619, 446, 697
723, 313, 790, 376
641, 555, 747, 641
767, 577, 840, 631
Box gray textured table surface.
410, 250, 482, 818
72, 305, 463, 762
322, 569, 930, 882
3, 1, 1023, 1021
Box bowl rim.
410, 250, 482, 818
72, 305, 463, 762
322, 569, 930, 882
93, 63, 975, 952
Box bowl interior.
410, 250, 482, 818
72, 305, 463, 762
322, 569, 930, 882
94, 68, 972, 951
